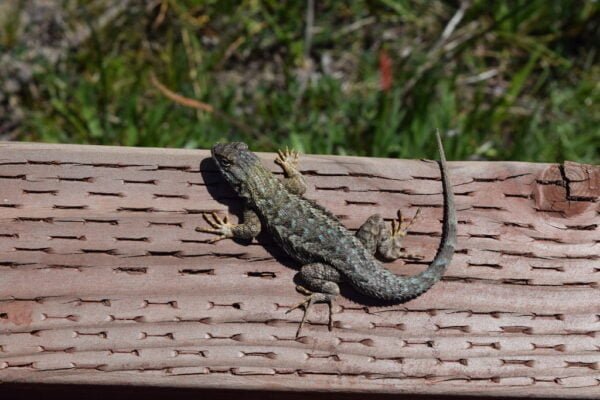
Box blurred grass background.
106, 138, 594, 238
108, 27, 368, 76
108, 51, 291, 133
0, 0, 598, 162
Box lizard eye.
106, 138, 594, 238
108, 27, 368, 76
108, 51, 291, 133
217, 156, 232, 168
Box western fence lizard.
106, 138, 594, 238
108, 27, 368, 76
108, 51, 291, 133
200, 132, 456, 336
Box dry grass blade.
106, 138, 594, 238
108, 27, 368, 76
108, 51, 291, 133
149, 72, 214, 113
149, 72, 259, 138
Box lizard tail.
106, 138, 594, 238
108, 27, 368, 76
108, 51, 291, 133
375, 130, 456, 302
357, 130, 457, 302
407, 130, 457, 297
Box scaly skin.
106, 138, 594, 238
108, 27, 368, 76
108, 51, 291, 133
202, 133, 456, 336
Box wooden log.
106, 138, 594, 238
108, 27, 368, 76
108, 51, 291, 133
0, 142, 598, 398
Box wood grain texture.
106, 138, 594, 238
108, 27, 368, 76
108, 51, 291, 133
0, 142, 598, 398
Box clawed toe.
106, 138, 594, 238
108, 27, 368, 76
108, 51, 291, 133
275, 146, 300, 167
285, 286, 314, 315
285, 297, 312, 314
197, 212, 235, 243
295, 285, 313, 296
391, 208, 421, 237
286, 288, 334, 337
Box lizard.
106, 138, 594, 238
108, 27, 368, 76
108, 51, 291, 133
199, 131, 456, 337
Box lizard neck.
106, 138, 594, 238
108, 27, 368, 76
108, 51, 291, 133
244, 167, 292, 216
237, 164, 282, 203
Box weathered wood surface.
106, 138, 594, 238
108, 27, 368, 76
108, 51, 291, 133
0, 142, 598, 398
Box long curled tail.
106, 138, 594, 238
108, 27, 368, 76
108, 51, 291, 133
385, 130, 457, 301
372, 130, 457, 302
411, 130, 457, 291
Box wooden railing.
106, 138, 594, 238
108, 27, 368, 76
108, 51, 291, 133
0, 142, 598, 398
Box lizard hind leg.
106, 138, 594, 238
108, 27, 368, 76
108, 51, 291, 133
287, 263, 341, 337
355, 209, 422, 261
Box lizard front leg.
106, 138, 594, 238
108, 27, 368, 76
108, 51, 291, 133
287, 263, 341, 337
356, 209, 422, 260
275, 147, 307, 195
197, 208, 261, 243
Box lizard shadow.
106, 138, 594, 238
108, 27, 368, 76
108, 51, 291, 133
200, 157, 419, 307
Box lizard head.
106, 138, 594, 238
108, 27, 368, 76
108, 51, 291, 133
211, 142, 262, 199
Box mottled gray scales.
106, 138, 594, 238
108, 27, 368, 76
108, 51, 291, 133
204, 133, 456, 336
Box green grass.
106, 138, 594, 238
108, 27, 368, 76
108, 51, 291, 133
6, 0, 600, 163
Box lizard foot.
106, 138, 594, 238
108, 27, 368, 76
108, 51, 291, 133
286, 285, 334, 337
391, 208, 421, 238
274, 146, 299, 170
196, 212, 235, 243
378, 209, 424, 260
395, 208, 424, 259
274, 145, 307, 195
